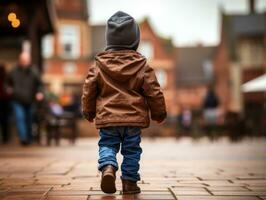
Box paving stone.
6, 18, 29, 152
88, 195, 132, 200
172, 189, 210, 196
47, 190, 91, 196
237, 175, 266, 180
137, 186, 168, 190
198, 176, 237, 180
212, 191, 266, 195
22, 185, 53, 190
36, 178, 71, 185
247, 186, 266, 191
233, 179, 266, 186
206, 186, 249, 191
0, 191, 46, 199
47, 196, 88, 200
198, 180, 236, 187
173, 183, 208, 187
171, 186, 206, 190
59, 184, 92, 190
133, 193, 175, 199
1, 194, 44, 200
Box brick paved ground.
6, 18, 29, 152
0, 137, 266, 200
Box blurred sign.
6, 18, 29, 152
242, 74, 266, 92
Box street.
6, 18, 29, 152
0, 137, 266, 199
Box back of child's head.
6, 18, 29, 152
105, 11, 140, 51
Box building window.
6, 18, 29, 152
42, 35, 54, 58
138, 41, 154, 59
155, 69, 167, 88
202, 60, 213, 83
238, 39, 264, 68
63, 62, 77, 74
59, 24, 80, 59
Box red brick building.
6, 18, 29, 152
42, 0, 90, 94
175, 46, 217, 111
139, 19, 177, 116
214, 1, 266, 114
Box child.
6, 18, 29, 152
82, 11, 167, 194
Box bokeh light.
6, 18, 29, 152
7, 12, 17, 22
11, 19, 20, 28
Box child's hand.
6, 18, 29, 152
88, 118, 94, 123
36, 92, 44, 101
156, 119, 165, 124
83, 113, 95, 123
6, 87, 13, 95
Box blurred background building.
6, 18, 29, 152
215, 0, 266, 114
176, 45, 216, 110
213, 0, 266, 136
42, 0, 90, 95
0, 0, 265, 140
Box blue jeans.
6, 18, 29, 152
13, 102, 33, 143
98, 126, 142, 182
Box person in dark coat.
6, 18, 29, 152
7, 52, 43, 145
0, 64, 10, 144
203, 89, 220, 109
203, 87, 220, 126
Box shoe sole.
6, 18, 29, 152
101, 173, 116, 194
122, 190, 141, 194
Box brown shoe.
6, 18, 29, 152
122, 180, 141, 194
101, 165, 116, 194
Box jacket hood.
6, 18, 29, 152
95, 50, 146, 82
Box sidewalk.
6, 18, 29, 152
0, 137, 266, 200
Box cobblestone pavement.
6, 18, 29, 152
0, 137, 266, 200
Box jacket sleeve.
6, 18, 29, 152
81, 64, 98, 121
142, 65, 167, 122
6, 69, 14, 88
33, 68, 43, 94
6, 70, 14, 96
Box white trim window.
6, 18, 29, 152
42, 35, 54, 58
155, 69, 167, 89
139, 41, 154, 59
203, 60, 213, 82
63, 62, 77, 74
59, 24, 80, 59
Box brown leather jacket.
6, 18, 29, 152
82, 50, 167, 128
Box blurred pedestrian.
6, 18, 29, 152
33, 90, 48, 144
63, 92, 81, 117
0, 64, 10, 144
178, 105, 192, 134
82, 11, 167, 194
202, 87, 220, 126
7, 52, 43, 146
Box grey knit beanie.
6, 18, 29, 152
105, 11, 140, 51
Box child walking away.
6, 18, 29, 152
82, 11, 167, 194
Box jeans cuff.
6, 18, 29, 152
121, 175, 140, 182
98, 161, 118, 171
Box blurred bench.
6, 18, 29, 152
46, 110, 78, 146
